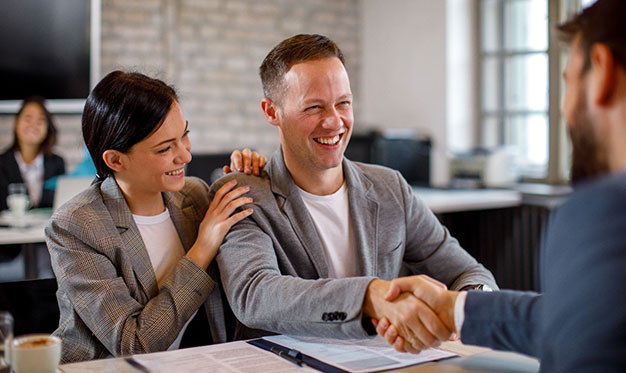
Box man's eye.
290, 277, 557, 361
306, 105, 322, 111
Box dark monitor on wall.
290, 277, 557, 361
0, 0, 101, 113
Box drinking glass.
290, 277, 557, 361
7, 183, 30, 221
0, 311, 13, 373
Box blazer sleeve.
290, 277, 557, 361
398, 171, 498, 290
461, 290, 541, 357
46, 204, 216, 357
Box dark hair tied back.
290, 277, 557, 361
82, 71, 178, 179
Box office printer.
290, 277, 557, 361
449, 147, 518, 188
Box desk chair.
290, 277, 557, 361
0, 278, 59, 335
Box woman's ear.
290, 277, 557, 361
102, 150, 124, 173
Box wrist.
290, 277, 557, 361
440, 290, 460, 333
363, 279, 388, 318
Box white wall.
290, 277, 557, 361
359, 0, 479, 186
359, 0, 448, 185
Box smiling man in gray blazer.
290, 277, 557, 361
213, 34, 497, 352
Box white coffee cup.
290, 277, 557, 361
11, 334, 61, 373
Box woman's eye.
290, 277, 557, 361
157, 146, 171, 154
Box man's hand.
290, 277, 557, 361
363, 279, 452, 354
224, 148, 267, 176
373, 275, 459, 352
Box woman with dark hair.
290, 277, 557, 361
0, 96, 65, 210
45, 71, 259, 363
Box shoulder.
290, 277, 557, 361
211, 171, 271, 198
49, 183, 110, 233
346, 159, 409, 196
551, 173, 626, 230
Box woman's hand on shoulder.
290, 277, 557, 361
223, 148, 267, 176
186, 179, 252, 269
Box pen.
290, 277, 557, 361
125, 357, 151, 373
270, 346, 305, 367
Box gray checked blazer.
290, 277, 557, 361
214, 148, 497, 340
45, 176, 228, 363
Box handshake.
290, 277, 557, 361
363, 275, 461, 354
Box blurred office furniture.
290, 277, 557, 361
345, 130, 432, 186
186, 153, 232, 184
450, 147, 518, 188
0, 278, 59, 335
53, 176, 94, 212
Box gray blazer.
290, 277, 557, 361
214, 149, 497, 339
45, 176, 228, 363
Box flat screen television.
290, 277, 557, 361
0, 0, 100, 113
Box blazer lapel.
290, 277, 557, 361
344, 160, 379, 276
269, 149, 329, 278
101, 177, 159, 300
164, 191, 196, 253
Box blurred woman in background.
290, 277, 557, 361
0, 96, 65, 211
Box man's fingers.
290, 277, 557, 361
413, 298, 452, 341
384, 276, 419, 301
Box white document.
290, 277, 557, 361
264, 335, 457, 373
132, 341, 318, 373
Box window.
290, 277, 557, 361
479, 0, 594, 182
479, 0, 549, 179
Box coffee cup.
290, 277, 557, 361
11, 334, 61, 373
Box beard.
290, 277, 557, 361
568, 96, 610, 184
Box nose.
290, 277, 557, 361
175, 139, 192, 164
322, 107, 342, 130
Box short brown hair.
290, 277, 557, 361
259, 34, 345, 103
557, 0, 626, 72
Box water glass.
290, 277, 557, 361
7, 183, 30, 220
0, 311, 13, 373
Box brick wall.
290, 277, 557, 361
0, 0, 361, 171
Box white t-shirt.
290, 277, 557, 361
133, 208, 194, 350
298, 183, 357, 278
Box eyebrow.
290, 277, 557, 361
152, 121, 189, 148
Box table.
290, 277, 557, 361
0, 209, 52, 279
412, 187, 522, 214
58, 339, 538, 373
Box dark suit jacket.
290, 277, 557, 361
462, 172, 626, 372
0, 148, 65, 210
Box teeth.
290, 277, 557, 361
315, 135, 340, 145
166, 168, 183, 176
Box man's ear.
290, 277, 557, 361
102, 149, 125, 173
589, 43, 617, 106
261, 98, 280, 127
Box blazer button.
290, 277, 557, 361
322, 313, 329, 321
339, 312, 346, 321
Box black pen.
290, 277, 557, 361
125, 357, 151, 373
270, 346, 305, 367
